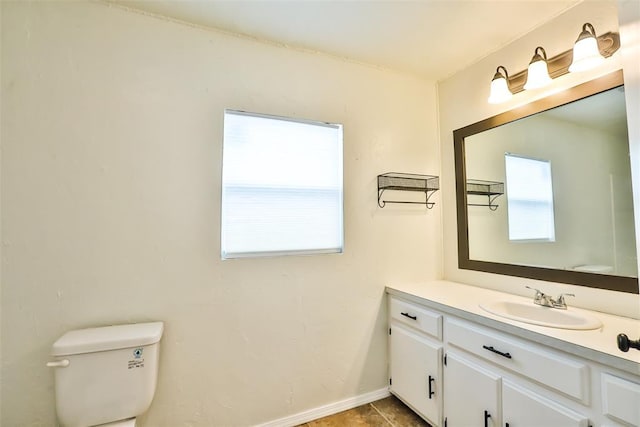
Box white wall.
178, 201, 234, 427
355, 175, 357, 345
617, 0, 640, 311
0, 2, 441, 426
0, 1, 3, 423
439, 0, 640, 318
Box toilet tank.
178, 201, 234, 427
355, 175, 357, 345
49, 322, 164, 427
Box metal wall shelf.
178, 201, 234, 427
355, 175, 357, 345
467, 179, 504, 211
377, 173, 440, 209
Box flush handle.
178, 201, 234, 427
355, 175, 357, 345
46, 359, 70, 368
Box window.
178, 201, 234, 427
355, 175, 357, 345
504, 153, 556, 241
221, 110, 343, 259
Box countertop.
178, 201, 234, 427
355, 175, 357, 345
386, 280, 640, 376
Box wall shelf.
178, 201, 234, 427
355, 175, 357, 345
377, 173, 439, 209
467, 179, 504, 211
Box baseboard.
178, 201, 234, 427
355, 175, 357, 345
257, 387, 391, 427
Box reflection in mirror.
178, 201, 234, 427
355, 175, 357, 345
454, 70, 639, 293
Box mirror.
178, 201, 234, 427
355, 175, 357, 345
454, 70, 639, 294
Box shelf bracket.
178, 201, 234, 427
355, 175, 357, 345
468, 194, 502, 211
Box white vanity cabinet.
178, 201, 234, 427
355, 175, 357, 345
386, 289, 640, 427
388, 296, 443, 426
443, 316, 591, 426
442, 344, 589, 427
386, 283, 640, 427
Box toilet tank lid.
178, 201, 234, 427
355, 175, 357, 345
51, 322, 164, 356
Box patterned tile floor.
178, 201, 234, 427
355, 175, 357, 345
297, 395, 431, 427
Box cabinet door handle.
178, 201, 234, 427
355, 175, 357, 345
400, 312, 417, 320
483, 345, 512, 359
428, 375, 435, 399
617, 333, 640, 352
484, 410, 491, 427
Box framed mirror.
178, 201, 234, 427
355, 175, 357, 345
454, 70, 639, 294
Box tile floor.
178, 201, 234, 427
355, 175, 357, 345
297, 395, 431, 427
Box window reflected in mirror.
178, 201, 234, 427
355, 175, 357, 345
504, 154, 555, 242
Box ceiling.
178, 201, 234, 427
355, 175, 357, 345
113, 0, 582, 81
545, 85, 627, 136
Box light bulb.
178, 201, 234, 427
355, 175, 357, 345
569, 23, 605, 72
524, 47, 552, 90
488, 74, 512, 104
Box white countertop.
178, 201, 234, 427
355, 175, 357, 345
386, 280, 640, 376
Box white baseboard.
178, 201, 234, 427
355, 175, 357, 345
257, 387, 391, 427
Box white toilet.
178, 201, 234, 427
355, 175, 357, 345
47, 322, 164, 427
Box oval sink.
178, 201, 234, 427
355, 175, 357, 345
479, 301, 602, 330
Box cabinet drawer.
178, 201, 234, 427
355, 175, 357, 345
445, 317, 589, 403
601, 373, 640, 427
389, 297, 442, 340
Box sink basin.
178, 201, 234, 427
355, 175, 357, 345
479, 301, 602, 330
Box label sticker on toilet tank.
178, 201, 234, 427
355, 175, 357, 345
128, 348, 145, 369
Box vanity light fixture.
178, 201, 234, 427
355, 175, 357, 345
569, 23, 605, 72
488, 66, 513, 104
487, 23, 620, 104
523, 47, 553, 90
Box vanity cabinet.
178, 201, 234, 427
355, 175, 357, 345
445, 317, 590, 404
387, 291, 640, 427
388, 297, 443, 426
442, 351, 589, 427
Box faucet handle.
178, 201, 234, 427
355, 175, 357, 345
525, 286, 549, 305
524, 285, 544, 294
525, 285, 544, 297
556, 293, 575, 305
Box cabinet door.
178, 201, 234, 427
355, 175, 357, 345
601, 374, 640, 427
443, 352, 500, 427
390, 325, 442, 426
503, 380, 589, 427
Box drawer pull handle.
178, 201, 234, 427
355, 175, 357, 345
428, 375, 435, 399
484, 410, 491, 427
482, 345, 512, 359
400, 312, 417, 320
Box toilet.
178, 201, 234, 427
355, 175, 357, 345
47, 322, 164, 427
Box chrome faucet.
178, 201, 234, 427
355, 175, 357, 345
526, 286, 574, 310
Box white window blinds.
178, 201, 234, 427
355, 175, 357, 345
505, 153, 556, 241
221, 110, 344, 259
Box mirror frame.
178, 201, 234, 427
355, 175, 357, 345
453, 70, 639, 294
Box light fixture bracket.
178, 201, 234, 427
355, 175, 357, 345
529, 46, 548, 65
576, 23, 597, 43
492, 65, 509, 82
